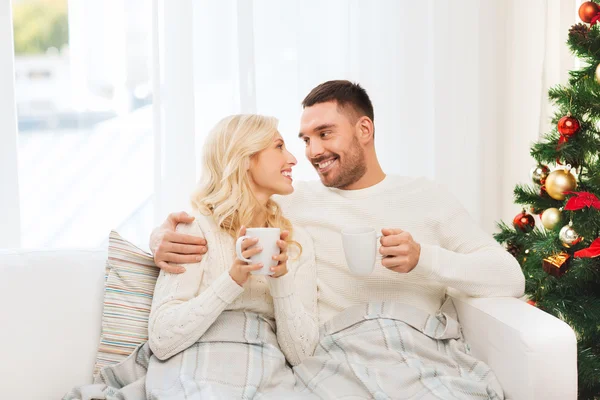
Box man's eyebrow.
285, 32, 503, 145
298, 123, 336, 138
315, 123, 336, 131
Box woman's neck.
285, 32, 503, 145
247, 186, 270, 227
248, 205, 268, 228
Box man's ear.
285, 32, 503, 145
356, 116, 374, 144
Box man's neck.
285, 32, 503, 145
342, 162, 386, 191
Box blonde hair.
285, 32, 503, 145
191, 114, 301, 255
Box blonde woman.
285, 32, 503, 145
145, 115, 318, 398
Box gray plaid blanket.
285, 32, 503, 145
65, 301, 503, 400
293, 300, 504, 400
63, 311, 296, 400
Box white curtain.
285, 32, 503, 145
154, 0, 579, 235
0, 0, 21, 248
500, 0, 579, 229
0, 0, 581, 248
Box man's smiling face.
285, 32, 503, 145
299, 101, 367, 189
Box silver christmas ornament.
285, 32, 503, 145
559, 223, 581, 248
530, 165, 550, 185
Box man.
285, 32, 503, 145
150, 80, 525, 399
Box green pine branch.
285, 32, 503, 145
498, 10, 600, 397
512, 184, 563, 210
548, 84, 600, 121
579, 346, 600, 399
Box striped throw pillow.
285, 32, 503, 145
93, 231, 159, 375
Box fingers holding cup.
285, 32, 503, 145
270, 239, 289, 277
244, 263, 264, 274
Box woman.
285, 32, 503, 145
145, 114, 318, 399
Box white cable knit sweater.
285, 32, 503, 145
149, 175, 525, 365
275, 175, 526, 325
148, 211, 318, 365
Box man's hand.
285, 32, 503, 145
149, 211, 208, 274
379, 228, 421, 273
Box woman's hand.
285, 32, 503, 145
270, 230, 290, 278
230, 226, 264, 286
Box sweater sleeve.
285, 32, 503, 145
148, 219, 244, 360
412, 185, 525, 298
267, 228, 319, 366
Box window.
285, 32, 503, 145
12, 0, 154, 249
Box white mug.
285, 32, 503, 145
341, 227, 383, 276
235, 227, 281, 275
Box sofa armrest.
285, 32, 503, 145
0, 248, 107, 400
449, 293, 577, 400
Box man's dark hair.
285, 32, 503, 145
302, 80, 374, 125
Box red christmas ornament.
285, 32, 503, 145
574, 238, 600, 258
557, 115, 580, 136
527, 299, 537, 307
556, 115, 581, 164
579, 1, 600, 23
564, 191, 600, 210
513, 210, 535, 232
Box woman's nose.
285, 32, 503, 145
286, 150, 297, 166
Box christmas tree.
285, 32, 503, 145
494, 2, 600, 398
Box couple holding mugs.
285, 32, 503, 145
236, 225, 381, 277
68, 80, 525, 399
145, 79, 525, 399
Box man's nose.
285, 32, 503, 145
308, 140, 324, 159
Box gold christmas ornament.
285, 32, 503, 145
596, 63, 600, 85
559, 223, 582, 248
541, 208, 562, 230
545, 168, 577, 200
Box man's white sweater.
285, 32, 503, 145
276, 174, 525, 325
